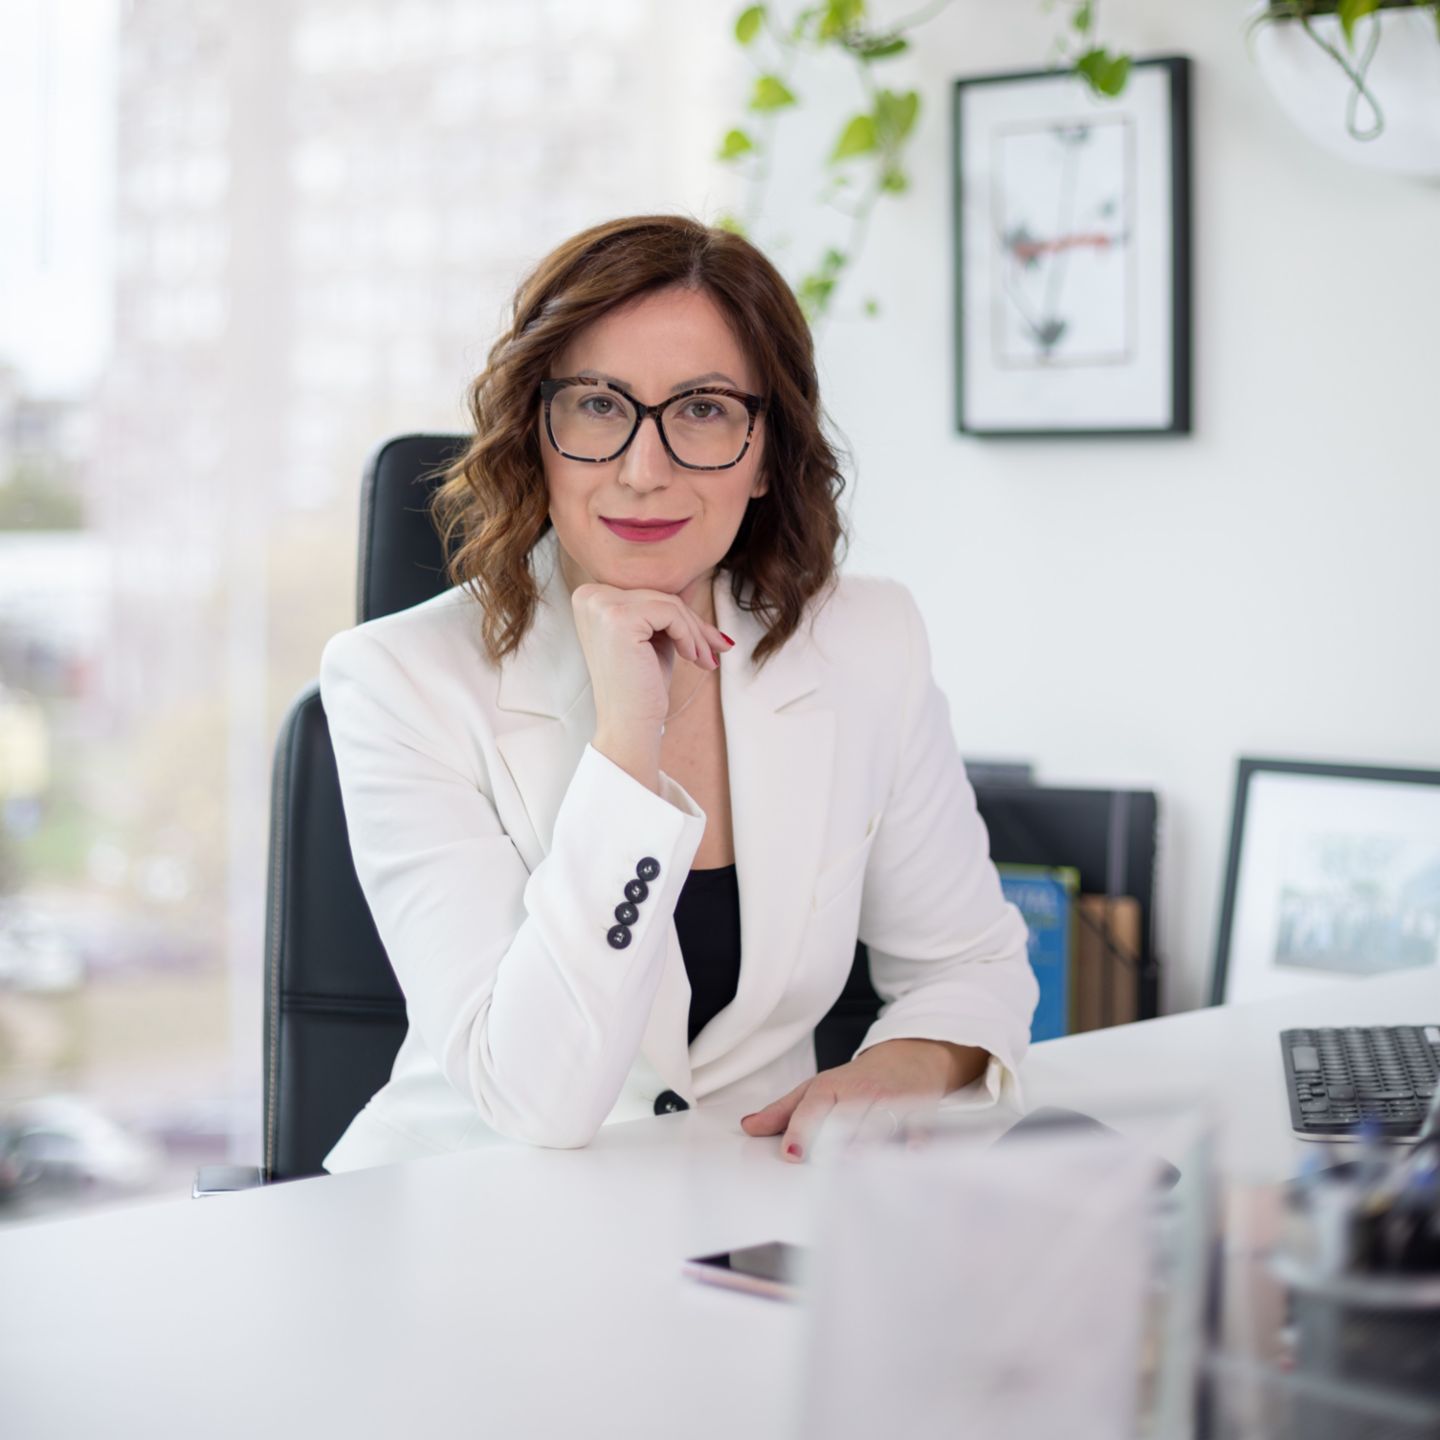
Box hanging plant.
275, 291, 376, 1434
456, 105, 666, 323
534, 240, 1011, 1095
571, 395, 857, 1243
715, 1, 1134, 330
1247, 0, 1440, 141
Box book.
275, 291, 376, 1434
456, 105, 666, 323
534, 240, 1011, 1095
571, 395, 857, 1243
998, 863, 1079, 1043
1071, 894, 1142, 1033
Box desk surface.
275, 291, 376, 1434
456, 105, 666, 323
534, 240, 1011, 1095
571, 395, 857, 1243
3, 967, 1436, 1440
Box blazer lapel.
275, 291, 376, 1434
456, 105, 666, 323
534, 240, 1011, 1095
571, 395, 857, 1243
493, 535, 596, 858
688, 580, 835, 1072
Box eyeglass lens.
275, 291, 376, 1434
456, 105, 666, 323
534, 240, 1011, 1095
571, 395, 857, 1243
549, 385, 750, 467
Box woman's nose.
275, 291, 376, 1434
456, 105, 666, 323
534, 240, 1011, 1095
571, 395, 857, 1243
617, 413, 673, 491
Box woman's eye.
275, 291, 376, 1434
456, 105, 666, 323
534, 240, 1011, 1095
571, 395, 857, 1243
684, 400, 719, 421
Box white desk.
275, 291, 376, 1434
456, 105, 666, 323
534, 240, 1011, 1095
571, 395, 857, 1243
2, 968, 1436, 1439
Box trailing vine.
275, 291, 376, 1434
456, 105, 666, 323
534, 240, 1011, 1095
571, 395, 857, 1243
715, 0, 1133, 331
715, 0, 1436, 332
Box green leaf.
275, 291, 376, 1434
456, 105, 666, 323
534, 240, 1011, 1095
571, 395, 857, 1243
1074, 47, 1130, 98
1337, 0, 1381, 47
873, 88, 920, 145
735, 4, 765, 44
717, 128, 756, 161
879, 165, 908, 193
830, 113, 877, 161
749, 73, 798, 111
817, 0, 866, 41
898, 90, 919, 138
821, 247, 847, 273
1072, 1, 1093, 33
714, 212, 748, 236
798, 272, 837, 319
863, 297, 880, 317
854, 34, 908, 61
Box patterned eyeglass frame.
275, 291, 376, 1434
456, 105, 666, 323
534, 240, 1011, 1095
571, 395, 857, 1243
539, 376, 767, 472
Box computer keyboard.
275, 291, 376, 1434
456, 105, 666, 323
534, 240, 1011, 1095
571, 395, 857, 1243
1282, 1025, 1440, 1139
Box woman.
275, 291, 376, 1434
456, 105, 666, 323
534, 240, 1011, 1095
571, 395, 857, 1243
319, 214, 1037, 1173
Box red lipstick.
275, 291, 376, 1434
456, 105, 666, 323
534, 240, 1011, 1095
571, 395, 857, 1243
601, 517, 690, 544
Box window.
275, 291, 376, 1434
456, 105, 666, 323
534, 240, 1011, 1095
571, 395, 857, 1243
0, 0, 737, 1224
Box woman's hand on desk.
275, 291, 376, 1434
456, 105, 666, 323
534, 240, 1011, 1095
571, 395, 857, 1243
739, 1039, 989, 1162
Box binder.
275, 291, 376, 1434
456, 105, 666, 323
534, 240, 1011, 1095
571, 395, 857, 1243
999, 864, 1079, 1042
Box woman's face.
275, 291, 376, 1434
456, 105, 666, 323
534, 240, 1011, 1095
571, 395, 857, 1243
539, 284, 767, 613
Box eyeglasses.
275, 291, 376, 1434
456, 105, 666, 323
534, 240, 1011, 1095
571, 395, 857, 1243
539, 376, 766, 471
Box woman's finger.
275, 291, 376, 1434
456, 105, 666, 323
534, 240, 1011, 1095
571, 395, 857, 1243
697, 616, 732, 657
644, 596, 714, 669
739, 1079, 811, 1136
648, 588, 730, 659
779, 1087, 841, 1162
623, 590, 729, 669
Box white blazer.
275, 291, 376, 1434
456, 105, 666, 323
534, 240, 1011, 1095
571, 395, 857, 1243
319, 528, 1038, 1172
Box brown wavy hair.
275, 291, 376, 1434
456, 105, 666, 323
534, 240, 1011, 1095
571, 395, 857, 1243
429, 213, 848, 667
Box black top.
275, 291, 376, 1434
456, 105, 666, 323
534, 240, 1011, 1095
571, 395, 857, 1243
672, 863, 742, 1045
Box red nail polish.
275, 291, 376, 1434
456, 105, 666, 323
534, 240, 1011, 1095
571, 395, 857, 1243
785, 1143, 802, 1159
720, 632, 735, 646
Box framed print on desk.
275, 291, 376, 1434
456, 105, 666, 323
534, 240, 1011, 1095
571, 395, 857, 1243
952, 56, 1192, 437
1211, 758, 1440, 1006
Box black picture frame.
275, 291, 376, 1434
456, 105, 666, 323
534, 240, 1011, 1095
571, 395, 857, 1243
1211, 757, 1440, 1007
952, 55, 1192, 438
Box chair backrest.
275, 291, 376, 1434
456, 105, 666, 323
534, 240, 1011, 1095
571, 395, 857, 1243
263, 434, 464, 1180
263, 431, 876, 1177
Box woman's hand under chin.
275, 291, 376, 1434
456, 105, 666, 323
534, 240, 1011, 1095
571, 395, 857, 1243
739, 1039, 990, 1161
567, 578, 734, 795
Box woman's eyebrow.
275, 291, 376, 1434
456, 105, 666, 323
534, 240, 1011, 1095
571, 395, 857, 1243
574, 369, 742, 393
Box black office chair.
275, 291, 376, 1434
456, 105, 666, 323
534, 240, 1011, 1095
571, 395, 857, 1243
191, 431, 884, 1192
256, 434, 474, 1183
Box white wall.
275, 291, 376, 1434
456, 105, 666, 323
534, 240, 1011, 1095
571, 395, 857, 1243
756, 0, 1440, 1012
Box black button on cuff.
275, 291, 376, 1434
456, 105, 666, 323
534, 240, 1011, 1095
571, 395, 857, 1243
623, 878, 649, 905
614, 901, 639, 927
636, 856, 661, 882
653, 1090, 690, 1115
606, 924, 632, 950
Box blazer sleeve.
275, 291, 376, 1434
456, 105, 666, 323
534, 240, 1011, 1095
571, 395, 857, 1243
320, 627, 705, 1149
852, 583, 1039, 1110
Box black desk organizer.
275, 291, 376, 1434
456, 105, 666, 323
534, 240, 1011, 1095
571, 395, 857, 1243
975, 783, 1161, 1024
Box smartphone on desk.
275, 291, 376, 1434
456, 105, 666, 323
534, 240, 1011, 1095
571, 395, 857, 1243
683, 1240, 803, 1301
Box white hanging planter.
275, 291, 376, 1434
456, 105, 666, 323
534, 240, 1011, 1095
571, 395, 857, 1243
1250, 3, 1440, 176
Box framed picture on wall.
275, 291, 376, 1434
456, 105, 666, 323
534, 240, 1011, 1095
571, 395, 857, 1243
952, 56, 1192, 437
1211, 758, 1440, 1006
